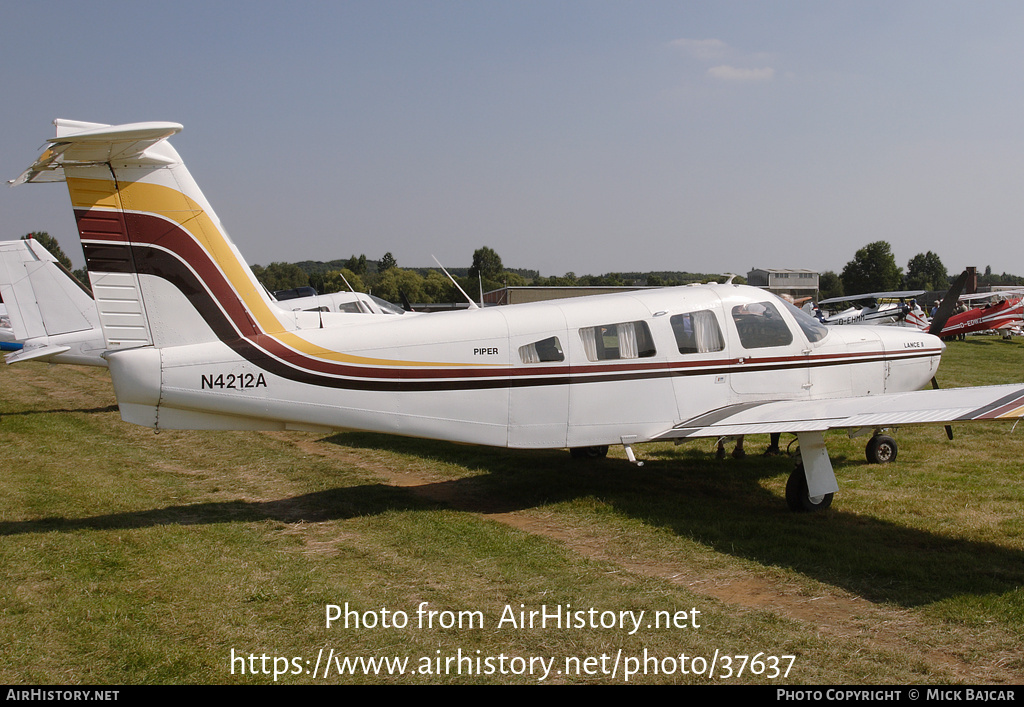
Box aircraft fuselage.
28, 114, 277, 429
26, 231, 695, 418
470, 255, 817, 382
106, 283, 943, 449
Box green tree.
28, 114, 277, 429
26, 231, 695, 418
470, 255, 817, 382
22, 232, 73, 270
378, 252, 397, 272
904, 251, 948, 291
841, 241, 903, 295
371, 268, 425, 303
503, 271, 527, 287
345, 254, 368, 275
251, 262, 310, 291
818, 271, 844, 301
320, 268, 365, 295
468, 246, 503, 282
422, 270, 455, 303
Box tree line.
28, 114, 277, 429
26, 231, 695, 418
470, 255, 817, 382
250, 246, 733, 304
818, 240, 1024, 301
13, 232, 1024, 307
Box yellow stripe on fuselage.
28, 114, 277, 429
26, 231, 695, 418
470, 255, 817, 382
66, 177, 495, 369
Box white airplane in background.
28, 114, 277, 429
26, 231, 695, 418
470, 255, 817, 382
0, 238, 416, 367
818, 291, 925, 326
0, 303, 21, 351
0, 237, 104, 365
275, 288, 415, 316
12, 119, 1024, 514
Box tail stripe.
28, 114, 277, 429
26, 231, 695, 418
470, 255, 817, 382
70, 177, 282, 336
72, 176, 504, 371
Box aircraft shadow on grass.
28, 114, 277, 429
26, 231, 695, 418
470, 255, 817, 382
2, 430, 1022, 609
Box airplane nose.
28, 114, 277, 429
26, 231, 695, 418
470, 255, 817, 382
876, 327, 944, 392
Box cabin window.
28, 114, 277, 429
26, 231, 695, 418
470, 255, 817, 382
337, 302, 365, 313
519, 336, 564, 363
579, 321, 656, 361
670, 311, 725, 354
731, 301, 794, 349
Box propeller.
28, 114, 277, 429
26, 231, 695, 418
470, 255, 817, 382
399, 289, 414, 312
927, 269, 969, 337
928, 270, 970, 441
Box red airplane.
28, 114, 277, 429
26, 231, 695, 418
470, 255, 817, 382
925, 293, 1023, 339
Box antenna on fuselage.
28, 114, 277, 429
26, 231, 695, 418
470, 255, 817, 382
431, 255, 479, 310
338, 271, 372, 314
723, 273, 738, 284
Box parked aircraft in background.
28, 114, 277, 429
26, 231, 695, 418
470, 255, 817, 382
0, 303, 23, 351
0, 238, 104, 365
929, 293, 1023, 339
276, 288, 416, 316
12, 119, 1024, 514
818, 291, 925, 326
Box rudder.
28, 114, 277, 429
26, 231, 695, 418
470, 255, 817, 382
12, 120, 291, 351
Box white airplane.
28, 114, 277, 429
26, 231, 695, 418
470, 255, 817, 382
0, 302, 21, 351
818, 291, 925, 326
275, 288, 415, 316
12, 119, 1024, 514
0, 237, 106, 365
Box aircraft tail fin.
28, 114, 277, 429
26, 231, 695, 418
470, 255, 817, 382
0, 238, 108, 366
12, 120, 291, 351
0, 238, 96, 341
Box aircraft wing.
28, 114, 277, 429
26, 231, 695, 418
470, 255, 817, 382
655, 384, 1024, 440
959, 291, 1024, 302
818, 290, 925, 306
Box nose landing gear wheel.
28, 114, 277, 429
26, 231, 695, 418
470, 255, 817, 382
786, 463, 834, 512
570, 445, 609, 459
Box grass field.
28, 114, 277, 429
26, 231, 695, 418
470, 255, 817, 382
1, 337, 1022, 684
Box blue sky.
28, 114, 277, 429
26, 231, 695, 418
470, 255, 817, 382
1, 1, 1022, 278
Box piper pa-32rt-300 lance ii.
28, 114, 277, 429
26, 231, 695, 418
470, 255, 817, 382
12, 119, 1024, 513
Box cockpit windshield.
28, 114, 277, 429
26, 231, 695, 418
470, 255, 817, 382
369, 295, 406, 315
777, 297, 829, 343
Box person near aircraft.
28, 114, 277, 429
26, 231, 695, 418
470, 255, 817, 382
716, 436, 745, 459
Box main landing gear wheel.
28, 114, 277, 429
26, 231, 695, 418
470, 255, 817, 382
785, 463, 834, 513
570, 445, 609, 459
865, 435, 897, 464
